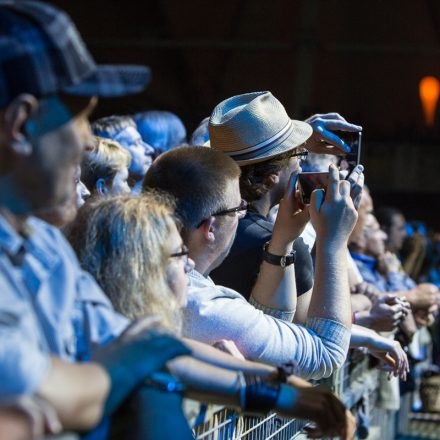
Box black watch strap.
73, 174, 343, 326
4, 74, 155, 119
262, 242, 296, 268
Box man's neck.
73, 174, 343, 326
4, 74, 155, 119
0, 177, 31, 231
250, 191, 276, 217
192, 253, 215, 278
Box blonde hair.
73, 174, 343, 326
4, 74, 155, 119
68, 192, 182, 332
81, 137, 131, 191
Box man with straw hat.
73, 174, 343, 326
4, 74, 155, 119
209, 91, 364, 324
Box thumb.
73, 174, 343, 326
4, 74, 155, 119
310, 188, 325, 213
285, 170, 300, 201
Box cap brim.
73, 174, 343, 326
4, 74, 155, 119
62, 64, 151, 97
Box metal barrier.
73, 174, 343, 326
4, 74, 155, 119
194, 355, 390, 440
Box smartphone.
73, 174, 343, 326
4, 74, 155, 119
298, 172, 329, 205
335, 131, 362, 175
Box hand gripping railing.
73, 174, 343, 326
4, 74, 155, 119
193, 355, 387, 440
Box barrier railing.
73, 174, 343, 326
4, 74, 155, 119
193, 355, 388, 440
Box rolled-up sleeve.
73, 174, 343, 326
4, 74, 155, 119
0, 296, 50, 397
184, 287, 350, 380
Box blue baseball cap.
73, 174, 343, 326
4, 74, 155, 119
0, 0, 151, 108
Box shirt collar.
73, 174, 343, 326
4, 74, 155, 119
188, 269, 214, 284
0, 213, 26, 256
350, 252, 377, 271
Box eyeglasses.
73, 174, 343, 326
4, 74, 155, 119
289, 149, 308, 160
195, 199, 248, 228
212, 199, 248, 218
170, 245, 190, 260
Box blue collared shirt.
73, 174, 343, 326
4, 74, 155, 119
0, 214, 129, 397
351, 252, 416, 292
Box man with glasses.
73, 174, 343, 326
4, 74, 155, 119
143, 138, 359, 379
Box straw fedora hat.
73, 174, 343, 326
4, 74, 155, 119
208, 91, 313, 166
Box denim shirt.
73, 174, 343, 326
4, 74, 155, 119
0, 214, 129, 397
351, 252, 417, 292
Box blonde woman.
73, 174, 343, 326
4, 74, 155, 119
69, 192, 190, 331
81, 137, 132, 197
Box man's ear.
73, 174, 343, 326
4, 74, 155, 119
96, 178, 110, 196
264, 172, 280, 188
2, 94, 38, 156
198, 216, 216, 243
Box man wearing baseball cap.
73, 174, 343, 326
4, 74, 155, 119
0, 1, 195, 434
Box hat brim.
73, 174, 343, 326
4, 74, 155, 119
209, 119, 313, 166
62, 64, 151, 98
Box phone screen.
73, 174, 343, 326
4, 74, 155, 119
297, 172, 329, 205
335, 131, 362, 174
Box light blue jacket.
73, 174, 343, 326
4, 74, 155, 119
0, 215, 129, 397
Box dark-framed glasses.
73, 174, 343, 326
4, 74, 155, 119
212, 199, 248, 218
170, 245, 190, 260
195, 199, 248, 228
289, 149, 308, 160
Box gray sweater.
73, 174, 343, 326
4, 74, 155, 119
183, 270, 350, 380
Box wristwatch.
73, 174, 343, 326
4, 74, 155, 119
262, 242, 296, 268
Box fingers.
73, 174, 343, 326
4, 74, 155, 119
347, 165, 364, 208
319, 126, 351, 152
326, 164, 340, 200
339, 180, 351, 198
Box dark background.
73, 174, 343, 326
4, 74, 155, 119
50, 0, 440, 229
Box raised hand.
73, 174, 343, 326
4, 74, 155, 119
271, 169, 309, 251
377, 251, 402, 274
305, 113, 362, 155
309, 164, 358, 249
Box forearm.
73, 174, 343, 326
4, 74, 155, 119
250, 240, 297, 312
308, 244, 352, 327
183, 338, 275, 377
167, 356, 240, 406
37, 357, 110, 431
293, 290, 312, 324
349, 324, 376, 348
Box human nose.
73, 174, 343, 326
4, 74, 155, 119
80, 181, 91, 199
142, 141, 155, 156
185, 257, 195, 273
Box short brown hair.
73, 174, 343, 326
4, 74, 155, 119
239, 150, 293, 203
81, 137, 131, 191
143, 146, 240, 236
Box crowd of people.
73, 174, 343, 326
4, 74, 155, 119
0, 2, 439, 440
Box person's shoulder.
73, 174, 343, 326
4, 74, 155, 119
27, 216, 79, 263
233, 212, 273, 251
27, 216, 61, 240
187, 271, 246, 301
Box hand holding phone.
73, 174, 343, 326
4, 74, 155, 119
298, 172, 329, 205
